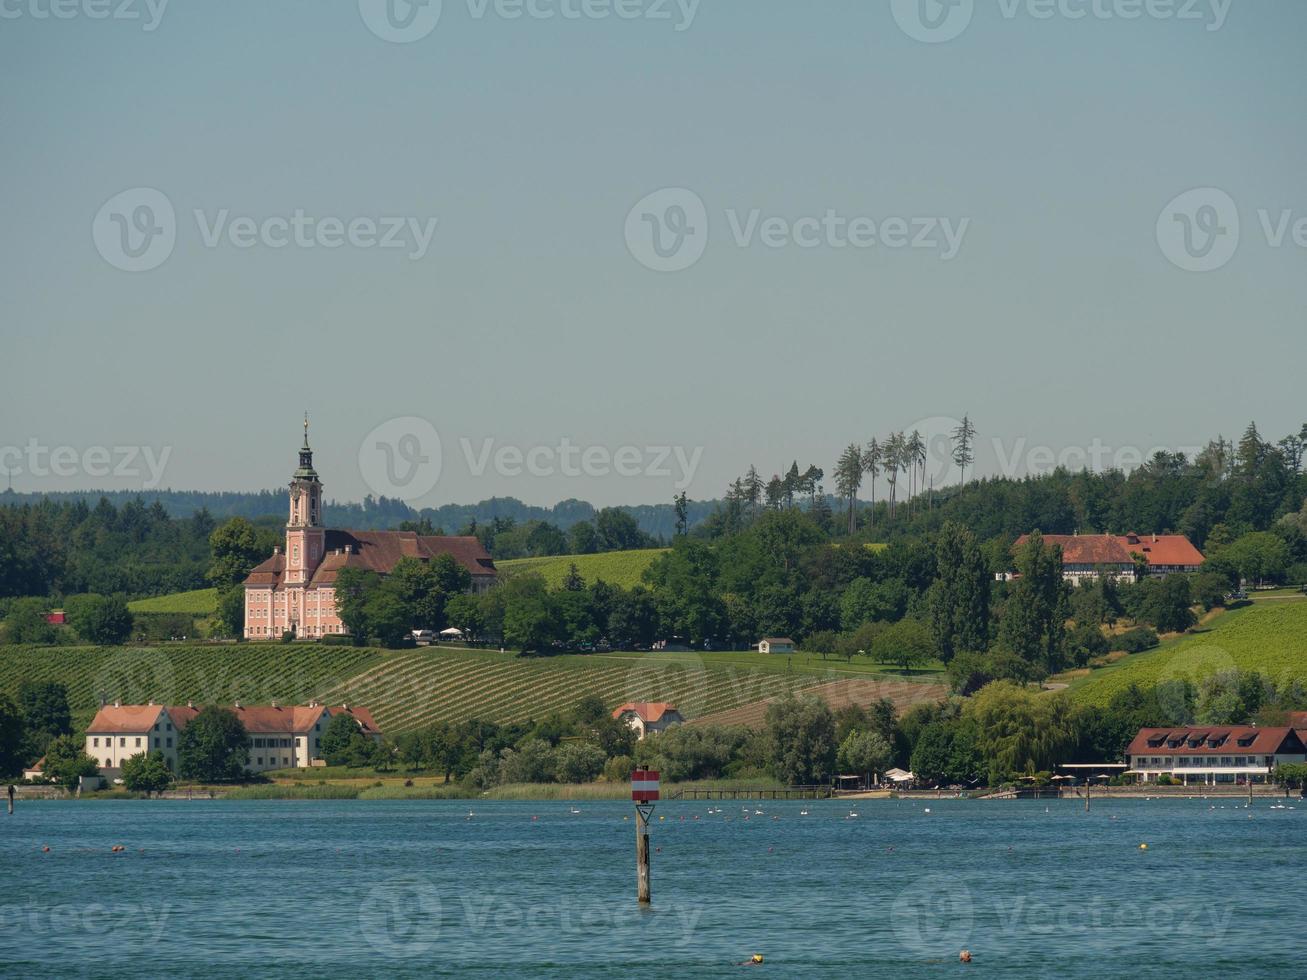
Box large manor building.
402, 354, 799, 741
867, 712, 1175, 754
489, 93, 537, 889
85, 700, 381, 775
243, 421, 497, 640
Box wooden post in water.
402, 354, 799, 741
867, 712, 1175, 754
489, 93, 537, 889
635, 804, 651, 904
631, 769, 660, 906
7, 784, 13, 815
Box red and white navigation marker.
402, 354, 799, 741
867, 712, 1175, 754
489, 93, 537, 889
631, 769, 660, 803
631, 769, 659, 904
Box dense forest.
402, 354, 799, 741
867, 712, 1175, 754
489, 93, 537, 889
0, 488, 716, 540
3, 419, 1304, 606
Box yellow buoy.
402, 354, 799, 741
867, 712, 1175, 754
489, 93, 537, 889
1139, 843, 1148, 850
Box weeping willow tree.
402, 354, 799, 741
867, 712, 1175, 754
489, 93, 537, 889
962, 681, 1080, 786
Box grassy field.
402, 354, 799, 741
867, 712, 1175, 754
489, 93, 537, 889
127, 588, 219, 614
1070, 599, 1307, 707
497, 549, 668, 589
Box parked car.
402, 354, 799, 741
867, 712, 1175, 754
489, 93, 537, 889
409, 629, 434, 643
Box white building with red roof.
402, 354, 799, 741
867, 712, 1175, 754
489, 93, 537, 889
84, 700, 381, 775
1125, 726, 1305, 785
243, 419, 496, 640
1007, 532, 1204, 584
612, 702, 684, 739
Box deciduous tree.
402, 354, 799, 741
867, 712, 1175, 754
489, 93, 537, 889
121, 751, 173, 794
176, 707, 249, 782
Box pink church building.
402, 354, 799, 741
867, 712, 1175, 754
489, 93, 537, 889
243, 421, 497, 640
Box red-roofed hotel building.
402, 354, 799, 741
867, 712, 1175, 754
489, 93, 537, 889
243, 421, 496, 640
1125, 726, 1306, 785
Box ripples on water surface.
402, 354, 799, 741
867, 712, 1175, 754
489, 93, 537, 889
3, 798, 1305, 978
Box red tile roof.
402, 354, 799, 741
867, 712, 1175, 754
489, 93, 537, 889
1126, 726, 1304, 757
1013, 533, 1203, 569
244, 551, 286, 586
166, 705, 200, 730
86, 703, 380, 736
1117, 533, 1205, 568
331, 704, 381, 736
1015, 534, 1134, 566
245, 531, 495, 589
225, 704, 328, 733
87, 704, 167, 734
613, 702, 679, 724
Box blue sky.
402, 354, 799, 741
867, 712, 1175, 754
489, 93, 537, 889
2, 0, 1304, 507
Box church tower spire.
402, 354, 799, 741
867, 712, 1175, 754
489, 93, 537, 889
285, 415, 325, 593
295, 413, 318, 482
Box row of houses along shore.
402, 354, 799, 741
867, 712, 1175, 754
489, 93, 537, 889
22, 702, 1307, 790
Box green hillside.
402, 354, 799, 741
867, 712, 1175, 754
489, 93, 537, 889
1070, 599, 1307, 707
497, 549, 668, 589
127, 589, 219, 615
122, 553, 666, 614
0, 642, 941, 735
0, 644, 378, 730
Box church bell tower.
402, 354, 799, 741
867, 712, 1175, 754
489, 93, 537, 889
285, 415, 325, 589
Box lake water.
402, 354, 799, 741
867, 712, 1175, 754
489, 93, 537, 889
3, 797, 1304, 978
